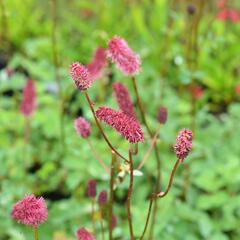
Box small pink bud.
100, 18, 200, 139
96, 107, 144, 143
107, 36, 141, 76
174, 129, 193, 162
87, 179, 97, 198
74, 117, 91, 138
20, 79, 37, 117
76, 227, 95, 240
98, 190, 108, 206
11, 194, 48, 227
113, 82, 136, 118
70, 62, 92, 91
157, 107, 168, 124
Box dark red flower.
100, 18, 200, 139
174, 129, 193, 162
98, 190, 108, 207
157, 107, 168, 124
113, 82, 136, 118
87, 179, 97, 198
96, 107, 144, 143
20, 79, 37, 117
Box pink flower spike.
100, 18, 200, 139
74, 117, 91, 138
87, 47, 107, 81
96, 107, 144, 143
174, 129, 193, 162
11, 194, 48, 227
20, 79, 37, 117
77, 227, 96, 240
107, 36, 141, 76
87, 179, 97, 198
113, 82, 136, 118
157, 107, 168, 124
70, 62, 92, 91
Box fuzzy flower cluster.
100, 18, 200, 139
11, 195, 48, 227
87, 47, 107, 81
70, 62, 92, 91
107, 36, 141, 76
174, 129, 193, 162
20, 79, 37, 117
113, 82, 136, 118
96, 107, 144, 143
77, 227, 95, 240
74, 117, 91, 138
87, 179, 97, 198
157, 106, 168, 124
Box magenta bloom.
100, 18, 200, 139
98, 190, 108, 206
11, 195, 48, 227
174, 129, 193, 162
74, 117, 91, 138
107, 36, 141, 76
77, 228, 96, 240
20, 79, 37, 117
87, 47, 107, 81
87, 179, 97, 198
70, 62, 92, 91
96, 107, 144, 143
113, 82, 136, 118
157, 107, 168, 124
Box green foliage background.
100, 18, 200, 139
0, 0, 240, 239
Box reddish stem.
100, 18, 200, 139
84, 92, 129, 163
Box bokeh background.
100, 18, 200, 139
0, 0, 240, 239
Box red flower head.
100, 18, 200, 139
70, 62, 92, 91
157, 106, 168, 124
87, 47, 107, 81
107, 36, 141, 76
11, 194, 48, 227
98, 190, 108, 207
20, 79, 37, 117
87, 179, 97, 198
74, 117, 91, 138
113, 82, 136, 118
96, 107, 144, 143
174, 129, 193, 162
77, 228, 96, 240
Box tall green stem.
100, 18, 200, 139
108, 151, 116, 240
50, 0, 65, 156
131, 76, 162, 239
126, 148, 134, 239
34, 227, 38, 240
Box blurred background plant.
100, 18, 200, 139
0, 0, 240, 239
